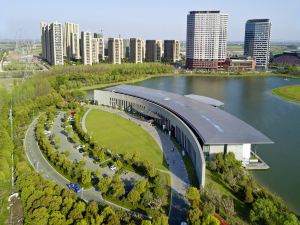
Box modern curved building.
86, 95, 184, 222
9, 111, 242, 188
94, 85, 273, 187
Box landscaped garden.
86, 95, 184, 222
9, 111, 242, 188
85, 109, 167, 170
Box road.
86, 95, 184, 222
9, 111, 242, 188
84, 106, 190, 225
24, 116, 146, 216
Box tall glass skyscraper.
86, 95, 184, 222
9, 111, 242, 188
244, 19, 271, 70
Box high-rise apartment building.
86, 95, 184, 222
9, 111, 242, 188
64, 22, 80, 60
81, 32, 92, 65
244, 19, 271, 70
94, 33, 105, 61
145, 40, 163, 62
40, 22, 64, 65
186, 11, 228, 69
108, 38, 123, 64
41, 22, 50, 60
130, 38, 144, 63
91, 38, 99, 63
164, 40, 181, 62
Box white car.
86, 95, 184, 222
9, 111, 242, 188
67, 116, 74, 122
76, 145, 85, 150
44, 130, 51, 135
109, 164, 117, 171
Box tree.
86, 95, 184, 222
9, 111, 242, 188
98, 176, 112, 194
250, 198, 278, 224
68, 201, 86, 221
29, 207, 49, 225
111, 180, 125, 198
81, 169, 91, 186
141, 220, 152, 225
187, 207, 202, 225
185, 187, 200, 208
152, 214, 169, 225
202, 214, 220, 225
142, 160, 157, 178
48, 211, 66, 225
244, 185, 254, 204
127, 188, 141, 204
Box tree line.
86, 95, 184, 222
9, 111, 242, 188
45, 63, 174, 91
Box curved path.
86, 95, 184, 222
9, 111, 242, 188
24, 116, 148, 219
83, 105, 190, 225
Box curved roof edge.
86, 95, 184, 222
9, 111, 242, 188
102, 85, 273, 145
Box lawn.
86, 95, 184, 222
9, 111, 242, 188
85, 109, 167, 170
272, 84, 300, 104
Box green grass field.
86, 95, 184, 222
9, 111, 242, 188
272, 85, 300, 104
85, 109, 167, 170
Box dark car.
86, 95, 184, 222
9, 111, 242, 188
67, 182, 81, 193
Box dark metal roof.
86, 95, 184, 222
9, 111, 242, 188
185, 94, 224, 107
104, 85, 273, 145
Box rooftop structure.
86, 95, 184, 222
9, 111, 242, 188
104, 85, 272, 145
272, 51, 300, 66
184, 94, 224, 107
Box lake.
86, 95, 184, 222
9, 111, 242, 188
132, 75, 300, 214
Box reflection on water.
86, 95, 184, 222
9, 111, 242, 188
133, 75, 300, 214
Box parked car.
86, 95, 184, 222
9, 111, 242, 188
67, 116, 74, 122
44, 130, 51, 135
76, 145, 85, 153
66, 182, 81, 193
108, 163, 117, 171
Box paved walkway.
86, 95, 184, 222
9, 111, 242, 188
84, 105, 190, 225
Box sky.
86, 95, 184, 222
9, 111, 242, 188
0, 0, 299, 42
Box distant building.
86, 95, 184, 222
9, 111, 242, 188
64, 22, 80, 60
272, 51, 300, 66
94, 33, 103, 38
40, 22, 50, 60
40, 22, 64, 65
94, 34, 105, 61
81, 32, 92, 65
130, 38, 144, 63
186, 11, 228, 69
223, 57, 256, 71
164, 40, 180, 63
91, 38, 99, 63
145, 40, 163, 62
244, 19, 271, 70
108, 38, 123, 64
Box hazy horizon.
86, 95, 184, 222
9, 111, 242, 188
1, 0, 299, 42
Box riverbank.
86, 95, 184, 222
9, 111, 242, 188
272, 84, 300, 104
77, 71, 298, 91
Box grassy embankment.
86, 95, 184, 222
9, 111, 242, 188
85, 109, 168, 170
272, 85, 300, 104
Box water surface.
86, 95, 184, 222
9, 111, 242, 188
133, 76, 300, 214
